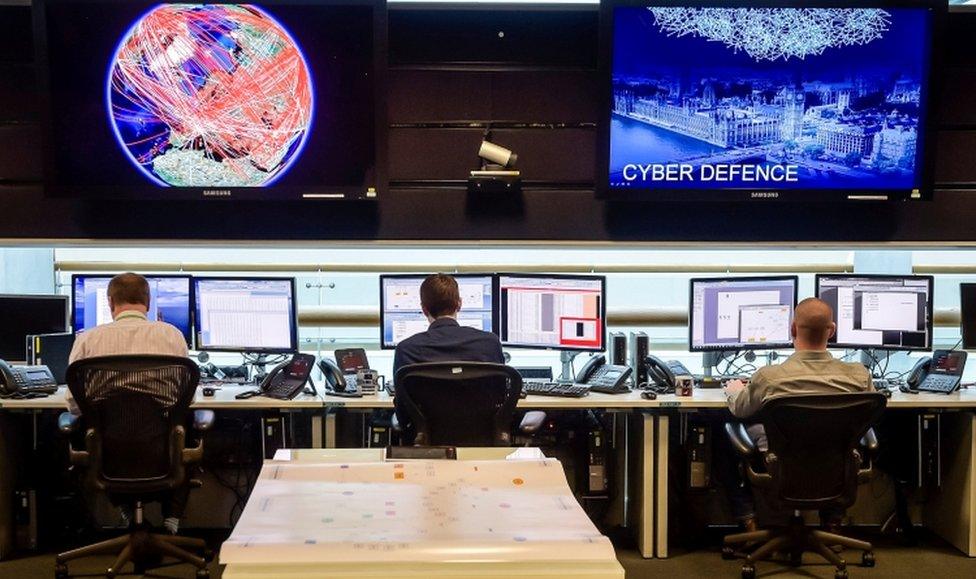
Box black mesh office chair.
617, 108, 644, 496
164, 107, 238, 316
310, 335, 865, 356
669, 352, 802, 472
394, 362, 522, 446
56, 355, 214, 579
722, 392, 887, 579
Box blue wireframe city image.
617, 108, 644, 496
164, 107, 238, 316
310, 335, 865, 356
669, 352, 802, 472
609, 7, 931, 192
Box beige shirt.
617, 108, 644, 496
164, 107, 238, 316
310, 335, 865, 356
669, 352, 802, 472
728, 350, 873, 419
66, 311, 189, 414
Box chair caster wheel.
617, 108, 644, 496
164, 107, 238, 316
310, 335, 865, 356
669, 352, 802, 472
741, 564, 756, 579
835, 569, 849, 579
722, 546, 736, 560
790, 551, 803, 567
55, 563, 68, 579
196, 569, 210, 579
862, 551, 875, 567
204, 547, 215, 561
106, 570, 116, 579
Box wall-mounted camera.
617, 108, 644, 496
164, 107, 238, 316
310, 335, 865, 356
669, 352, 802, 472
468, 129, 521, 195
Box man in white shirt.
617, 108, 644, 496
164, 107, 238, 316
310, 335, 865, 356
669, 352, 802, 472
67, 272, 191, 535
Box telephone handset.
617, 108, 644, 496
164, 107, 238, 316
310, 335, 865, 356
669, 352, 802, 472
574, 354, 633, 394
0, 359, 58, 398
236, 354, 316, 400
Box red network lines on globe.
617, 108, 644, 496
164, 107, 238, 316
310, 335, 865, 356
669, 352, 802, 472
108, 4, 313, 187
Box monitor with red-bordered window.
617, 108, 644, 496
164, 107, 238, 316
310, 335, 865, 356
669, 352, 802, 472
497, 274, 606, 352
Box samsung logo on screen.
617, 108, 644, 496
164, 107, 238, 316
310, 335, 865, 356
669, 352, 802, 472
202, 189, 232, 197
750, 192, 779, 199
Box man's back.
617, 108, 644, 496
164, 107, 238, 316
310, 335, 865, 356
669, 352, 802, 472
393, 318, 504, 377
729, 350, 872, 419
67, 312, 188, 414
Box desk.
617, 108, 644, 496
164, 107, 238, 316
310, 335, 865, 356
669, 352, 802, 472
220, 448, 625, 579
644, 388, 976, 558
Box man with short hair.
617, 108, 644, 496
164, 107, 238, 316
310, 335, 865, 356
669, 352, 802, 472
720, 297, 874, 531
392, 274, 505, 426
67, 272, 190, 535
392, 273, 504, 375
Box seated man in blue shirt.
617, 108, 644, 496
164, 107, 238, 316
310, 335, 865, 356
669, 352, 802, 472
392, 274, 505, 429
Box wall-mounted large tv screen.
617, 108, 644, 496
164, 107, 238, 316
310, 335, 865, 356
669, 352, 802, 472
34, 0, 386, 200
599, 0, 944, 201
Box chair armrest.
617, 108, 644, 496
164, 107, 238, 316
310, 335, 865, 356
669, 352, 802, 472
58, 412, 80, 435
860, 428, 879, 455
193, 410, 215, 431
519, 411, 547, 435
724, 422, 758, 458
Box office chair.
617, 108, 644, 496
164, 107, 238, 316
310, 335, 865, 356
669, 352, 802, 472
394, 362, 522, 446
55, 355, 214, 579
722, 392, 887, 579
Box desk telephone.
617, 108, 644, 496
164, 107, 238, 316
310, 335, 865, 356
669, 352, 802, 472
0, 359, 58, 398
320, 348, 382, 397
906, 350, 968, 394
575, 355, 633, 394
235, 354, 316, 400
642, 356, 693, 394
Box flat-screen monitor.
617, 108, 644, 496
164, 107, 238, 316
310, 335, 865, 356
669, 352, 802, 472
0, 295, 69, 361
599, 0, 943, 201
816, 274, 933, 351
497, 274, 606, 352
34, 0, 387, 200
379, 274, 495, 349
961, 284, 976, 350
689, 276, 798, 351
193, 277, 297, 353
72, 274, 193, 345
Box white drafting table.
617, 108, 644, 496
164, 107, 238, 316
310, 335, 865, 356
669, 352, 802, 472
220, 448, 625, 579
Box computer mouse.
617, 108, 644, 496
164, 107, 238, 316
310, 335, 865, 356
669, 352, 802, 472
202, 387, 216, 397
641, 390, 657, 400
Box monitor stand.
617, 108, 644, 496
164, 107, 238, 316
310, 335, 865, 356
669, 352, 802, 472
860, 348, 894, 377
559, 351, 581, 382
698, 351, 725, 389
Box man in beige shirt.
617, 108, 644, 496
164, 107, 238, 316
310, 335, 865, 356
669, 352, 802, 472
720, 297, 873, 530
67, 272, 190, 535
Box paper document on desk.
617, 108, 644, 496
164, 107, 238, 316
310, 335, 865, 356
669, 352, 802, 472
221, 458, 615, 565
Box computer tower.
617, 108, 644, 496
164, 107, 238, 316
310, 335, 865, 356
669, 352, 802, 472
687, 424, 712, 489
917, 413, 941, 489
26, 332, 75, 384
14, 489, 38, 551
260, 414, 287, 459
629, 332, 649, 386
608, 332, 627, 367
587, 427, 608, 494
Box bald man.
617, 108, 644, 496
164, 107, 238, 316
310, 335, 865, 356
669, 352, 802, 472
725, 297, 873, 447
720, 298, 873, 531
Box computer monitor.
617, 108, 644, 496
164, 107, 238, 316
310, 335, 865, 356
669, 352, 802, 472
379, 274, 495, 349
72, 274, 193, 345
0, 294, 69, 361
816, 274, 934, 351
689, 276, 799, 352
193, 277, 298, 353
961, 284, 976, 350
497, 274, 606, 352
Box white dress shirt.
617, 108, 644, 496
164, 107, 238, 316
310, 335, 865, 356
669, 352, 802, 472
66, 310, 189, 414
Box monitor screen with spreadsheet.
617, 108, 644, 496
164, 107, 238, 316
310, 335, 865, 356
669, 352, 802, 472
689, 276, 798, 351
379, 274, 495, 349
193, 277, 298, 353
497, 274, 606, 352
72, 274, 192, 346
816, 274, 933, 351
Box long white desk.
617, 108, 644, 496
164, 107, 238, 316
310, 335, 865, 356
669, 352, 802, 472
4, 385, 975, 560
220, 447, 625, 579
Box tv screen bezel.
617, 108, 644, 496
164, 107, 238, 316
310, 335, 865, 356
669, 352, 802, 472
32, 0, 388, 202
596, 0, 946, 203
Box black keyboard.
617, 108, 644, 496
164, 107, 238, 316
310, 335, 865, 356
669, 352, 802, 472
524, 381, 590, 398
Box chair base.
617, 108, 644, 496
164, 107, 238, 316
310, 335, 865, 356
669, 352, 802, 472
723, 515, 874, 579
55, 524, 211, 579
